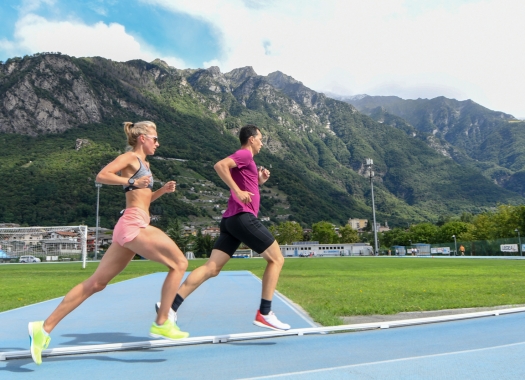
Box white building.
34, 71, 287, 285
280, 241, 373, 257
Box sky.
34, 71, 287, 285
1, 0, 524, 118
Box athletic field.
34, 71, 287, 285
2, 257, 525, 325
3, 258, 525, 378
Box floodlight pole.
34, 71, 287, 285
452, 235, 457, 256
95, 182, 102, 261
366, 159, 379, 255
515, 229, 522, 256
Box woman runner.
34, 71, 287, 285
28, 121, 189, 365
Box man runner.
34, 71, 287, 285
157, 124, 290, 331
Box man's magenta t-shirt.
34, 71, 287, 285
222, 149, 260, 218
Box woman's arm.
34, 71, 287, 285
96, 153, 150, 189
151, 181, 176, 202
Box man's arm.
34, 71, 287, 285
258, 167, 270, 185
214, 157, 254, 204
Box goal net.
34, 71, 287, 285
0, 226, 88, 268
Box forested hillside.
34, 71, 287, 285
0, 53, 522, 229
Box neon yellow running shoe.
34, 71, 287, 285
28, 321, 51, 365
149, 319, 189, 340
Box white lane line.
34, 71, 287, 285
239, 341, 525, 379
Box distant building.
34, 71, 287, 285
49, 231, 77, 240
183, 226, 197, 237
6, 231, 45, 246
378, 221, 390, 233
280, 241, 373, 257
0, 223, 20, 228
41, 239, 81, 255
202, 226, 220, 237
348, 218, 368, 231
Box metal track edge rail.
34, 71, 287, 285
2, 306, 525, 361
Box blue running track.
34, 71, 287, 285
1, 271, 525, 379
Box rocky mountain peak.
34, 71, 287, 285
151, 58, 171, 70
266, 71, 302, 89
186, 66, 230, 93
224, 66, 258, 87
265, 71, 325, 110
205, 66, 222, 77
0, 53, 103, 135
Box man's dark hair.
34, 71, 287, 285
239, 124, 260, 145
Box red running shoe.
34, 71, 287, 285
253, 310, 291, 331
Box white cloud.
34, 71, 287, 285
143, 0, 525, 117
2, 13, 187, 69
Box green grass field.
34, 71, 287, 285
2, 257, 525, 326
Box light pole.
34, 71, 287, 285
452, 235, 457, 256
95, 182, 102, 261
515, 229, 522, 256
366, 159, 379, 255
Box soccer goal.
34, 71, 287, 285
232, 249, 253, 258
0, 226, 88, 268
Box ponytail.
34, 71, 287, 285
123, 121, 157, 147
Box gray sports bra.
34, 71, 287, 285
123, 157, 153, 192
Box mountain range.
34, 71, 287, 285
336, 94, 525, 195
0, 53, 523, 229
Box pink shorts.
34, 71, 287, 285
113, 207, 150, 246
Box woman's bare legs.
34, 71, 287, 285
43, 243, 135, 333
124, 225, 188, 325
42, 225, 186, 333
177, 249, 231, 299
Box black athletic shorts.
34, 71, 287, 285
213, 212, 275, 256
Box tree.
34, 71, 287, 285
382, 227, 410, 247
166, 219, 194, 254
408, 223, 439, 244
338, 224, 359, 243
312, 221, 338, 244
460, 212, 474, 223
436, 214, 452, 227
166, 219, 182, 242
437, 221, 471, 243
177, 234, 195, 255
193, 229, 215, 258
269, 221, 303, 244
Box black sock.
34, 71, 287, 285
172, 294, 184, 312
260, 298, 272, 315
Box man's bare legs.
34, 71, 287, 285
259, 241, 284, 301
42, 225, 187, 333
177, 240, 284, 303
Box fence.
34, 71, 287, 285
429, 237, 524, 256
